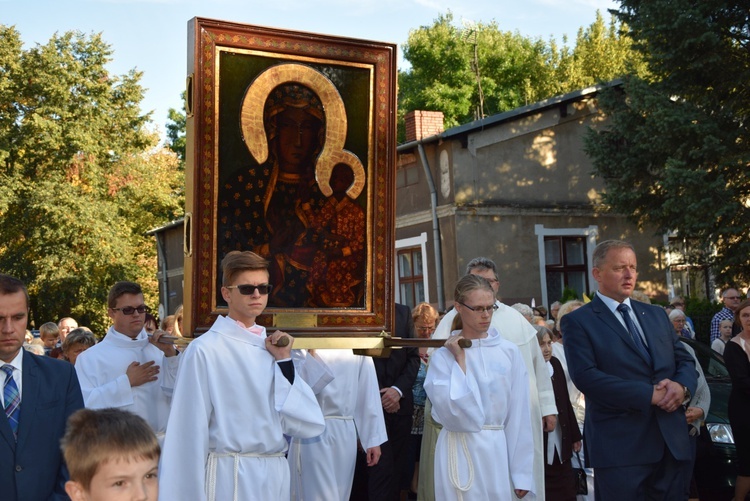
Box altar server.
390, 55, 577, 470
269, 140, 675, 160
425, 273, 535, 500
159, 251, 325, 501
289, 349, 387, 500
75, 281, 178, 440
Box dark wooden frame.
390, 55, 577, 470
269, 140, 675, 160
183, 18, 397, 337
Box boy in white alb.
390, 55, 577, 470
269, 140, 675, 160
75, 281, 179, 442
159, 251, 326, 501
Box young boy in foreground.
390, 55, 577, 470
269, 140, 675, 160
61, 408, 160, 501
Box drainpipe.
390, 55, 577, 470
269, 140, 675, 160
417, 143, 446, 312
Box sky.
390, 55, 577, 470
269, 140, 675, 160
2, 0, 618, 141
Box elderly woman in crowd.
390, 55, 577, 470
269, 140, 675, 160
668, 309, 692, 338
405, 302, 440, 499
62, 327, 97, 366
536, 324, 581, 501
554, 300, 591, 501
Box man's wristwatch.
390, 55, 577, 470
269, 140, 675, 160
682, 385, 691, 404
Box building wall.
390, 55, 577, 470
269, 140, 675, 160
396, 92, 669, 312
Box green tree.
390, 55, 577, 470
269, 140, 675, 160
398, 11, 642, 140
0, 26, 184, 333
166, 91, 187, 165
398, 12, 557, 134
584, 0, 750, 283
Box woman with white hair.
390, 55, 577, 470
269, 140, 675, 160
668, 308, 692, 339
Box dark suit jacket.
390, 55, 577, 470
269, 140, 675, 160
373, 303, 420, 416
1, 350, 84, 501
561, 294, 697, 468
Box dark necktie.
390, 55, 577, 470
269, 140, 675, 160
2, 364, 20, 438
616, 303, 651, 364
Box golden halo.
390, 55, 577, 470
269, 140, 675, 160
240, 63, 365, 199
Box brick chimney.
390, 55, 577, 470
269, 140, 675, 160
404, 110, 444, 142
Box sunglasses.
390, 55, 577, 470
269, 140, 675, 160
226, 284, 273, 295
111, 305, 150, 315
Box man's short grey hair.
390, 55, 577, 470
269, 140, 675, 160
465, 257, 498, 280
511, 303, 533, 321
551, 301, 561, 309
592, 240, 635, 269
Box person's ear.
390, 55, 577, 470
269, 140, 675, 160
65, 480, 87, 501
221, 286, 232, 304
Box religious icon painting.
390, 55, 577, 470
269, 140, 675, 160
182, 18, 397, 337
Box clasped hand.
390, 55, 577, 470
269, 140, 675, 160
651, 379, 685, 413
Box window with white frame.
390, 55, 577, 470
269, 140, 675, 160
395, 233, 430, 308
534, 225, 598, 310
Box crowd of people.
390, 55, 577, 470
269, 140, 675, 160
1, 239, 749, 500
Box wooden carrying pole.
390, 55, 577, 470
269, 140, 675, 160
151, 334, 471, 357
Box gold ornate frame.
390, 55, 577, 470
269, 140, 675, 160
183, 18, 397, 338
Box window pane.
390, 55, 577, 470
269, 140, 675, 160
565, 239, 585, 265
567, 271, 587, 298
415, 282, 425, 304
413, 250, 423, 276
545, 239, 561, 266
399, 253, 412, 278
400, 283, 414, 308
546, 271, 563, 303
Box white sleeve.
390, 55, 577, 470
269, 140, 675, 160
423, 349, 484, 432
275, 365, 326, 439
354, 355, 388, 450
293, 349, 334, 395
159, 346, 212, 501
504, 346, 536, 497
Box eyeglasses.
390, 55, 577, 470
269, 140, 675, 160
725, 296, 742, 300
458, 301, 499, 314
226, 284, 273, 295
671, 302, 685, 307
416, 326, 435, 332
111, 305, 149, 315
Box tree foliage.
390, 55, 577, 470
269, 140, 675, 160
584, 0, 750, 283
398, 11, 642, 139
166, 91, 186, 165
0, 26, 184, 333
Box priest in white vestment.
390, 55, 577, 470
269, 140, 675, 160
289, 349, 388, 501
425, 274, 535, 500
420, 258, 556, 501
159, 251, 325, 501
75, 281, 179, 441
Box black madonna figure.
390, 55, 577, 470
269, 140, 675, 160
220, 83, 328, 307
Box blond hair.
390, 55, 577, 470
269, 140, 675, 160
39, 322, 59, 340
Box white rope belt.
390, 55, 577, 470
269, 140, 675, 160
447, 425, 504, 501
206, 451, 285, 501
324, 415, 353, 420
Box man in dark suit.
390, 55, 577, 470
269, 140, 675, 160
0, 274, 84, 501
562, 240, 697, 500
351, 303, 420, 500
